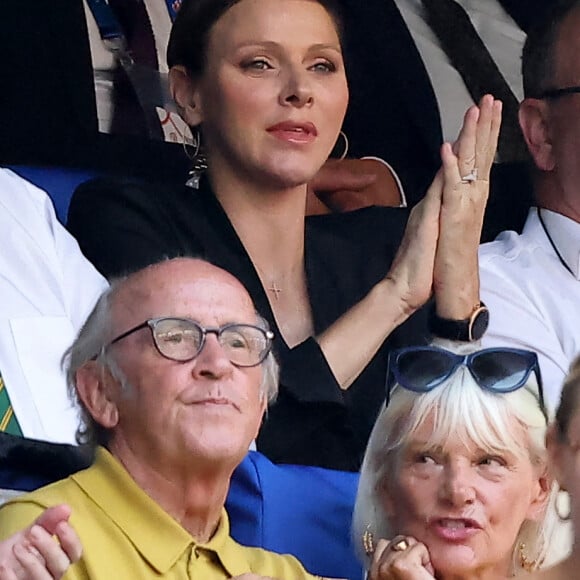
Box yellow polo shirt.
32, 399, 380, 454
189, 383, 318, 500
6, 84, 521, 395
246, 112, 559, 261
0, 447, 317, 579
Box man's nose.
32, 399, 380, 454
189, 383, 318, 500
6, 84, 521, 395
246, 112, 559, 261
191, 334, 233, 379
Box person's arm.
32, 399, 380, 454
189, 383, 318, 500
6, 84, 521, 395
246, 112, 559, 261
306, 157, 404, 215
30, 181, 109, 327
0, 504, 81, 580
317, 96, 501, 389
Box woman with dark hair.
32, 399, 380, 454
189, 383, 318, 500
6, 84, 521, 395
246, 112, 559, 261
68, 0, 500, 471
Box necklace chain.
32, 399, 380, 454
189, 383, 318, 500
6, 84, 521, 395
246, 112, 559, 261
537, 208, 575, 277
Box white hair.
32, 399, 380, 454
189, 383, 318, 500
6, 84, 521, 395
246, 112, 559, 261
352, 341, 571, 574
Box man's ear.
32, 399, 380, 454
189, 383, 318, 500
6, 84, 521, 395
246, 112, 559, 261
75, 361, 120, 430
519, 98, 556, 172
546, 423, 568, 491
169, 65, 204, 127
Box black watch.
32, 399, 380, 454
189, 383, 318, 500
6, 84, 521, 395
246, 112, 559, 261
429, 302, 489, 342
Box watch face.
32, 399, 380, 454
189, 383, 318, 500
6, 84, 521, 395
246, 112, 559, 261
471, 307, 490, 341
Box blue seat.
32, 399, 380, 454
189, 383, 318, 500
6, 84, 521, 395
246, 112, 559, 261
8, 166, 99, 224
227, 451, 362, 580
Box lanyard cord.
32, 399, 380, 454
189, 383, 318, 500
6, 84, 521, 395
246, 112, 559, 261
537, 207, 575, 277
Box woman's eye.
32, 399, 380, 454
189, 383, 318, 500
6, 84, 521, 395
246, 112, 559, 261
309, 60, 336, 73
242, 59, 273, 71
478, 456, 506, 468
415, 453, 436, 465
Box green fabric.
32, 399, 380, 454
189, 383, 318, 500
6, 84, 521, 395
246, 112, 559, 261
0, 373, 22, 436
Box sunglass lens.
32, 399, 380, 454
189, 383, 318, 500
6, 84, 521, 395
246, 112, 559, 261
471, 350, 531, 392
397, 349, 456, 391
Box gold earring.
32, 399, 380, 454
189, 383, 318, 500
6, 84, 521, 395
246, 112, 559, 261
518, 543, 539, 573
362, 524, 375, 556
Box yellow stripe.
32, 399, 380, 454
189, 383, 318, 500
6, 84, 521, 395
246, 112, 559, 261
0, 376, 4, 393
0, 406, 13, 431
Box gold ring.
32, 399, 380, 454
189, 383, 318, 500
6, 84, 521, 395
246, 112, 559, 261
391, 537, 410, 552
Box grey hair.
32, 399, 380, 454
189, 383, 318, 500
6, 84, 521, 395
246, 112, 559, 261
352, 341, 570, 574
63, 277, 128, 448
256, 313, 280, 404
63, 274, 279, 449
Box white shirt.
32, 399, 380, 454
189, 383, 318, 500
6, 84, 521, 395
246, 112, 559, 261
0, 169, 108, 443
394, 0, 526, 142
479, 209, 580, 413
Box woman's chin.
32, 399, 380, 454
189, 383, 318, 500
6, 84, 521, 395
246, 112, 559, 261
428, 544, 481, 575
256, 155, 327, 189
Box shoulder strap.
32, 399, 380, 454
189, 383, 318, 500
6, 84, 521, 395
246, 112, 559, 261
85, 0, 171, 140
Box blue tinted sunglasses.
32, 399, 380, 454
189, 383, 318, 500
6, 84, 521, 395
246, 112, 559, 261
386, 346, 547, 421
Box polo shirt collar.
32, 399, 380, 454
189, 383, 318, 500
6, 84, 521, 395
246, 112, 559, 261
72, 447, 252, 576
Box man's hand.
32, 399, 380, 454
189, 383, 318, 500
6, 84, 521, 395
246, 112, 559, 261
307, 158, 403, 215
0, 505, 82, 580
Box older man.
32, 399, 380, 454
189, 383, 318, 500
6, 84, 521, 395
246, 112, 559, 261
0, 258, 318, 579
480, 0, 580, 409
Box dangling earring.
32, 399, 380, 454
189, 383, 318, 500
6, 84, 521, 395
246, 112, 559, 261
184, 128, 208, 189
361, 524, 375, 556
555, 487, 571, 521
333, 130, 349, 160
518, 543, 539, 573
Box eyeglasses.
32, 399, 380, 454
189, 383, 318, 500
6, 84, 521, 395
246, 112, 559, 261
539, 85, 580, 100
107, 317, 274, 367
386, 346, 547, 420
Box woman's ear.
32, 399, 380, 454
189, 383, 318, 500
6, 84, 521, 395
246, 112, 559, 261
519, 98, 556, 172
526, 464, 553, 522
169, 65, 204, 127
75, 360, 120, 430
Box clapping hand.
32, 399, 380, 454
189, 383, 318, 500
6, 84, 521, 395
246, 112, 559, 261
0, 505, 81, 580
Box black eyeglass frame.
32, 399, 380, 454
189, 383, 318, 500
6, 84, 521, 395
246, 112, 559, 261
538, 85, 580, 100
107, 316, 274, 368
386, 346, 547, 421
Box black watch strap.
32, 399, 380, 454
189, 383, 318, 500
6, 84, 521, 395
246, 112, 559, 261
429, 302, 489, 342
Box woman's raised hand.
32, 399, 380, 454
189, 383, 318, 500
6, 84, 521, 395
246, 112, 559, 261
368, 536, 435, 580
385, 95, 502, 318
434, 95, 502, 319
383, 166, 443, 317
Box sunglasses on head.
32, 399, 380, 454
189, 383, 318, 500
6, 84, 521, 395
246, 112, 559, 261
386, 346, 547, 421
